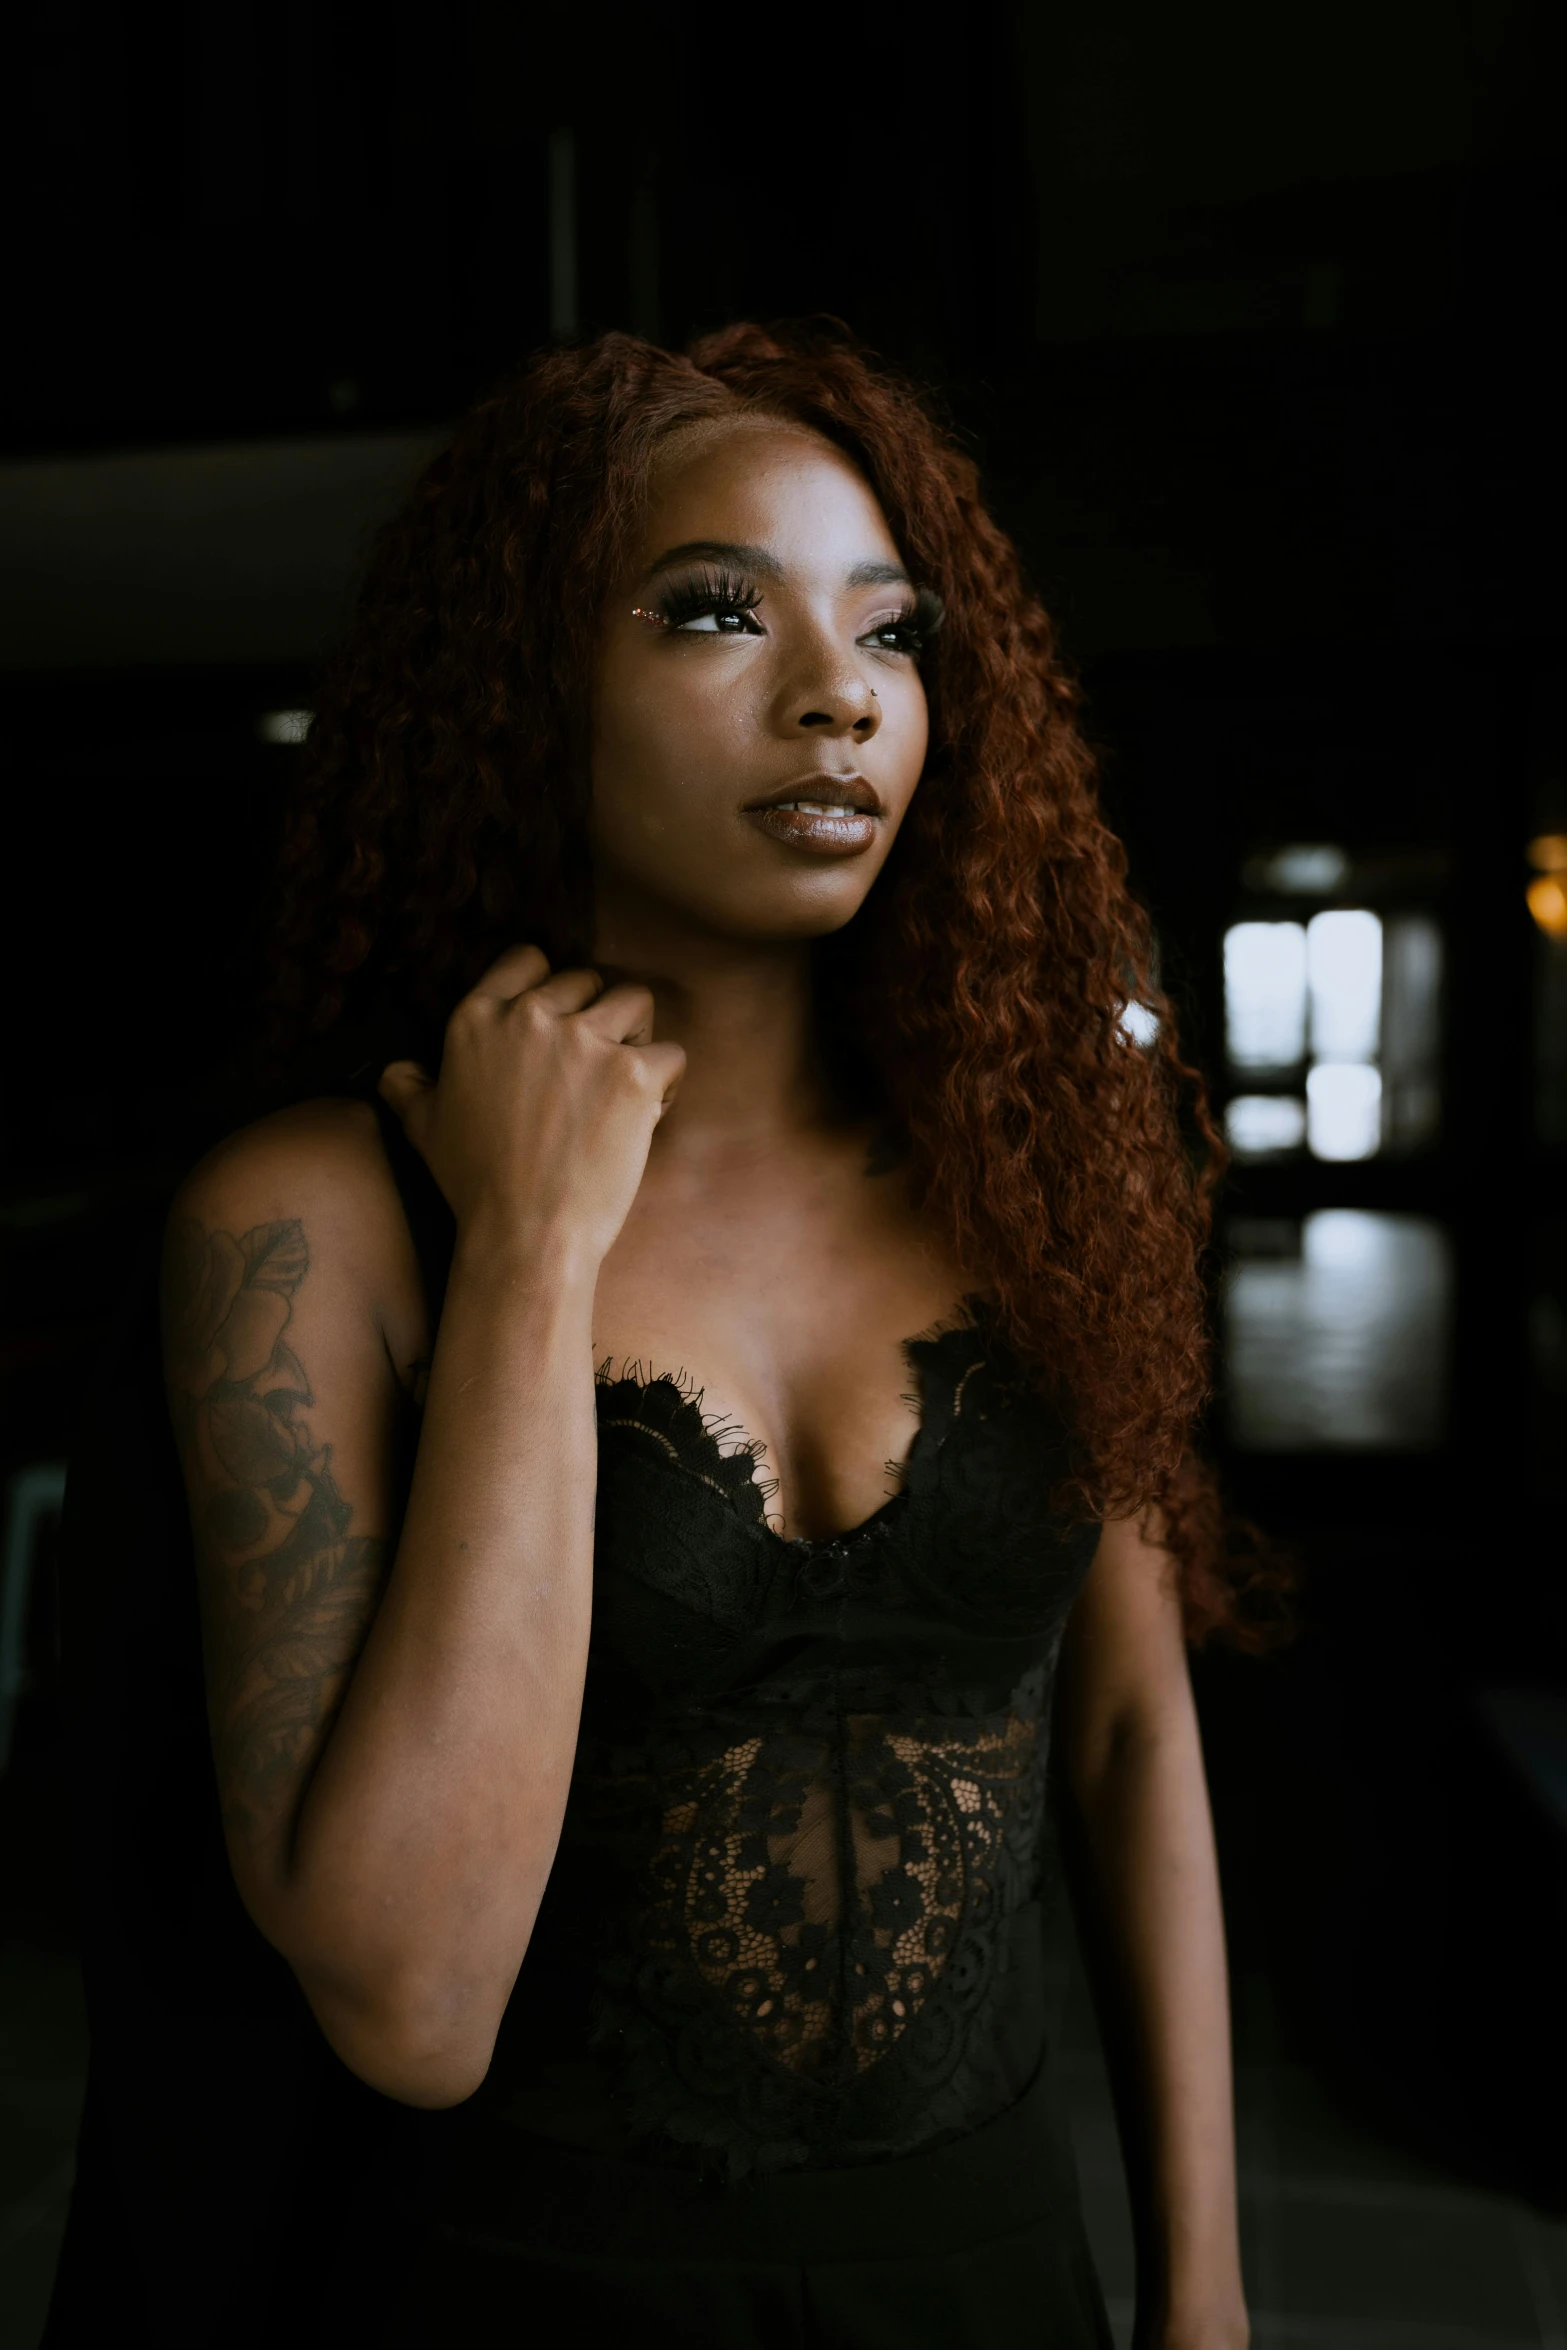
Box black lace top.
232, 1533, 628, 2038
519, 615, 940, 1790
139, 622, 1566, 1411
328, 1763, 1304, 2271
47, 1115, 1107, 2343
482, 1308, 1099, 2179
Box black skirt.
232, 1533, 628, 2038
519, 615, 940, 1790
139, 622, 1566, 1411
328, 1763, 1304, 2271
352, 2055, 1114, 2350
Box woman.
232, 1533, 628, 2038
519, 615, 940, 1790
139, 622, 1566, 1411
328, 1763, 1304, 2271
52, 320, 1261, 2348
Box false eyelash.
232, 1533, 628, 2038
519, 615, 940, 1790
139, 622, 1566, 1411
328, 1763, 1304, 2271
866, 586, 947, 658
653, 567, 764, 629
888, 586, 945, 654
650, 572, 947, 648
909, 587, 946, 641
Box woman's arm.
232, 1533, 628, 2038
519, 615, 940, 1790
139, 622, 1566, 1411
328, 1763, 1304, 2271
1055, 1516, 1250, 2350
164, 947, 682, 2111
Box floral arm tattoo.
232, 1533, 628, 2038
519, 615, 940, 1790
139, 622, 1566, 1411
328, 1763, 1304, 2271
163, 1215, 389, 1856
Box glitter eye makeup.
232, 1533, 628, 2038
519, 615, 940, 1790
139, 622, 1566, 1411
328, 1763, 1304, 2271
650, 567, 767, 636
631, 575, 944, 654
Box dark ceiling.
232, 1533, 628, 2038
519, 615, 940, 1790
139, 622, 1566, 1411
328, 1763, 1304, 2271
6, 0, 1563, 665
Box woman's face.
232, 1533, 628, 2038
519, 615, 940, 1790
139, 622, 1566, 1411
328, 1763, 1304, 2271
589, 422, 931, 946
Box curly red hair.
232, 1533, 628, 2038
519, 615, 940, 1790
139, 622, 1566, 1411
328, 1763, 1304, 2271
268, 319, 1284, 1648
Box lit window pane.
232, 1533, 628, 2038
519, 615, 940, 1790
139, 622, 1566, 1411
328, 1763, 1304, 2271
1245, 843, 1350, 896
1225, 1095, 1307, 1158
1306, 908, 1382, 1062
258, 708, 313, 744
1306, 1062, 1382, 1160
1382, 914, 1442, 1151
1224, 922, 1307, 1069
1224, 1210, 1450, 1450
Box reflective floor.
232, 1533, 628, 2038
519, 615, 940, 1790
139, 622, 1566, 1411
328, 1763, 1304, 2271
1224, 1211, 1453, 1453
1049, 1913, 1567, 2350
0, 1949, 80, 2347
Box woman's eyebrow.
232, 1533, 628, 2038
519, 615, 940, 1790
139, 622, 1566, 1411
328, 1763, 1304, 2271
640, 541, 913, 592
642, 538, 784, 581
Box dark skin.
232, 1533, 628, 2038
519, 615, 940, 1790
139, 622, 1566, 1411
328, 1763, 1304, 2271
163, 420, 1246, 2347
588, 418, 954, 1538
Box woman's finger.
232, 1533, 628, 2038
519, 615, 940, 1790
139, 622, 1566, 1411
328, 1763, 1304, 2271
524, 967, 604, 1017
636, 1040, 686, 1112
577, 982, 657, 1046
465, 943, 552, 1003
378, 1060, 434, 1123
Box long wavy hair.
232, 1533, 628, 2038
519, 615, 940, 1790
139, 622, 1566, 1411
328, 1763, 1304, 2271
268, 318, 1284, 1648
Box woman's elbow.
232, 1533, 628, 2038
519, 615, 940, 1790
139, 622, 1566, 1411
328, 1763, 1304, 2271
299, 1970, 502, 2109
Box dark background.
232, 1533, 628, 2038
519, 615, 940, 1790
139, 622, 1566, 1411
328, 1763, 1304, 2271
2, 0, 1565, 2329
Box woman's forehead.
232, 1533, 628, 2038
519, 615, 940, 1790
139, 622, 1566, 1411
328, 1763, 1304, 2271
642, 421, 898, 561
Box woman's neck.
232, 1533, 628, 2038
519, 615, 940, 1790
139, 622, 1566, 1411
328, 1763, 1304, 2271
591, 897, 834, 1152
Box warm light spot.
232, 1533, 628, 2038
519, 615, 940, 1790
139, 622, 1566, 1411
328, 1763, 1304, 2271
1527, 834, 1567, 874
1528, 873, 1567, 940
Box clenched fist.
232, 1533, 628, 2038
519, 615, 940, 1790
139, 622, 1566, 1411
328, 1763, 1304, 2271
379, 945, 685, 1270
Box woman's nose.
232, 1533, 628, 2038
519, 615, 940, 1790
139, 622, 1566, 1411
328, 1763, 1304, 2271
782, 664, 881, 740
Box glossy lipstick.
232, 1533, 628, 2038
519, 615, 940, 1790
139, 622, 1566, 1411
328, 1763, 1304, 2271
742, 774, 882, 856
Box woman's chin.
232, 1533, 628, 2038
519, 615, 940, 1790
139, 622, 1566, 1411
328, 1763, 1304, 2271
698, 876, 883, 945
597, 864, 886, 951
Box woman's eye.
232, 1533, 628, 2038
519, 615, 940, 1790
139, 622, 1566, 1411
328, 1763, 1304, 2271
861, 616, 922, 654
675, 605, 762, 635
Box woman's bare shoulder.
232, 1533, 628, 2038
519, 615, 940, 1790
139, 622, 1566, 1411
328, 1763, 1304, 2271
175, 1096, 395, 1216
169, 1097, 428, 1353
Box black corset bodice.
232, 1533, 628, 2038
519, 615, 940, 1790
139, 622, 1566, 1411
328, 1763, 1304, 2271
483, 1308, 1098, 2180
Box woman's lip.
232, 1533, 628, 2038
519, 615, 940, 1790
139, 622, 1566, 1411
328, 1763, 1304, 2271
744, 803, 879, 855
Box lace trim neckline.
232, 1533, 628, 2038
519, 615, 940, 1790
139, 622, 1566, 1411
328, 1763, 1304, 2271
593, 1296, 997, 1552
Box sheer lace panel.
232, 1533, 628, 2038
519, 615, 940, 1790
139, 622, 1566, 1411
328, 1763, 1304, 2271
649, 1697, 1045, 2084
